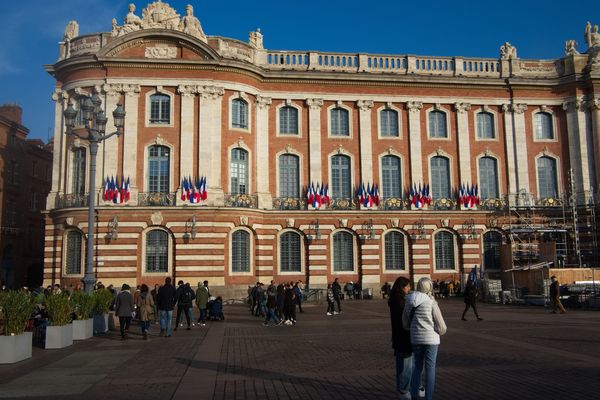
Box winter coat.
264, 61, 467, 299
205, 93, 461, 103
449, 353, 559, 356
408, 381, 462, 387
157, 284, 176, 311
115, 290, 135, 317
136, 292, 154, 322
195, 285, 210, 309
464, 283, 478, 305
389, 293, 412, 356
332, 281, 342, 298
402, 291, 446, 345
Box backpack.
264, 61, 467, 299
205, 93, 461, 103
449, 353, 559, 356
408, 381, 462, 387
181, 288, 193, 303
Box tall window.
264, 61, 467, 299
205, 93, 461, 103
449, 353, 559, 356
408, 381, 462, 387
534, 112, 553, 140
380, 109, 399, 137
431, 156, 450, 199
232, 98, 248, 129
429, 110, 447, 138
537, 156, 558, 198
279, 106, 298, 135
477, 112, 495, 139
483, 231, 503, 271
330, 107, 349, 136
434, 231, 455, 270
230, 148, 248, 194
279, 154, 299, 197
280, 231, 301, 272
72, 147, 86, 196
65, 231, 83, 275
148, 145, 170, 193
478, 157, 499, 199
149, 93, 170, 124
331, 155, 351, 198
232, 230, 250, 272
146, 230, 168, 273
76, 97, 86, 126
381, 155, 401, 198
385, 231, 405, 270
333, 231, 354, 271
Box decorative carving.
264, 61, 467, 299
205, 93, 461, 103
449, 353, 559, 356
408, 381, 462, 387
386, 102, 394, 109
584, 22, 600, 66
256, 96, 272, 109
199, 85, 224, 99
356, 100, 374, 111
540, 105, 550, 113
433, 103, 442, 110
387, 146, 394, 155
177, 84, 196, 97
178, 4, 206, 42
541, 146, 550, 156
563, 99, 583, 112
51, 89, 67, 103
248, 28, 263, 49
501, 104, 511, 113
565, 40, 580, 56
286, 218, 294, 228
153, 134, 166, 146
103, 83, 123, 98
73, 138, 82, 148
336, 144, 345, 154
150, 212, 163, 225
441, 218, 450, 228
284, 99, 293, 106
391, 219, 399, 228
339, 218, 348, 228
435, 147, 443, 156
500, 42, 517, 60
306, 98, 324, 110
113, 3, 144, 36
64, 21, 79, 40
240, 216, 248, 226
454, 102, 471, 113
285, 144, 293, 153
145, 45, 177, 59
482, 105, 491, 113
336, 100, 344, 108
406, 101, 423, 113
589, 98, 600, 110
65, 217, 74, 227
511, 104, 527, 114
122, 84, 141, 96
237, 137, 245, 147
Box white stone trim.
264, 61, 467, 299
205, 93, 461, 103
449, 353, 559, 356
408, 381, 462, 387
426, 104, 452, 140
274, 148, 304, 198
427, 150, 455, 197
228, 92, 252, 133
531, 106, 558, 142
377, 151, 405, 198
143, 138, 176, 193
473, 106, 500, 141
226, 141, 253, 195
327, 101, 354, 139
475, 152, 503, 198
534, 152, 563, 198
66, 143, 89, 194
275, 100, 303, 137
144, 88, 175, 128
327, 148, 355, 197
376, 103, 402, 139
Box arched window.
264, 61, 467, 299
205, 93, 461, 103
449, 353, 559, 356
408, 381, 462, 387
534, 112, 553, 140
537, 156, 558, 198
381, 155, 401, 198
232, 98, 248, 129
431, 156, 450, 199
149, 93, 170, 124
476, 112, 495, 139
232, 230, 250, 272
230, 148, 248, 194
65, 231, 83, 275
72, 147, 86, 196
331, 155, 351, 198
483, 231, 503, 271
435, 231, 455, 270
148, 145, 170, 193
384, 231, 405, 270
429, 110, 447, 138
380, 108, 399, 137
280, 231, 301, 272
146, 230, 168, 273
478, 157, 499, 199
279, 154, 299, 197
330, 107, 349, 136
279, 106, 298, 135
333, 231, 354, 272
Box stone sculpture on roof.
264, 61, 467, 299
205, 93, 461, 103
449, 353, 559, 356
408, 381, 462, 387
249, 29, 264, 50
63, 20, 79, 40
179, 4, 206, 41
584, 21, 600, 67
500, 42, 517, 60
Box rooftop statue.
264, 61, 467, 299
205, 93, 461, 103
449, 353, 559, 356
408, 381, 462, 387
500, 42, 517, 60
564, 40, 579, 56
179, 5, 206, 42
63, 20, 79, 40
113, 3, 143, 36
584, 21, 600, 67
249, 28, 263, 50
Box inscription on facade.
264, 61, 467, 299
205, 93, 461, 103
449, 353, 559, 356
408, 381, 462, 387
145, 45, 177, 59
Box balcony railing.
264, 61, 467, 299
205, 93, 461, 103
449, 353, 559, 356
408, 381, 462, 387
328, 198, 357, 210
137, 192, 177, 206
431, 197, 458, 210
272, 197, 307, 210
224, 193, 258, 208
380, 197, 410, 211
55, 194, 89, 209
478, 197, 508, 211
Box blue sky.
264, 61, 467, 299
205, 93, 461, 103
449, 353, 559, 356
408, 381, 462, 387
1, 0, 598, 142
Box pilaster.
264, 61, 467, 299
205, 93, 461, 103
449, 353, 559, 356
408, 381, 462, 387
512, 104, 530, 193
178, 85, 196, 181
502, 104, 517, 194
357, 100, 374, 184
563, 99, 593, 196
407, 101, 423, 184
102, 83, 122, 190
255, 95, 272, 209
198, 85, 225, 206
47, 89, 68, 209
306, 98, 324, 183
589, 98, 600, 191
122, 84, 140, 204
454, 102, 472, 185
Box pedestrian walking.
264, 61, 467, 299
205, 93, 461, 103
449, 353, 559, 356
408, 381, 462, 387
326, 283, 335, 315
136, 284, 154, 340
157, 277, 176, 337
461, 278, 483, 321
403, 277, 447, 400
549, 275, 566, 314
195, 281, 210, 326
114, 283, 134, 340
175, 281, 195, 330
150, 284, 159, 324
264, 282, 281, 326
388, 277, 412, 399
293, 281, 303, 313
332, 278, 342, 313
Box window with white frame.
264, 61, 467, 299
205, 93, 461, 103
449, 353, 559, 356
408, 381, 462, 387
232, 98, 249, 129
65, 230, 83, 275
333, 231, 354, 272
384, 231, 406, 270
330, 107, 349, 136
537, 156, 558, 198
230, 148, 248, 194
331, 155, 351, 198
476, 112, 495, 139
72, 147, 86, 196
232, 230, 250, 273
380, 108, 399, 137
429, 110, 447, 138
478, 157, 499, 199
280, 231, 301, 272
279, 154, 299, 197
146, 230, 168, 273
534, 112, 554, 140
434, 231, 455, 270
148, 145, 170, 193
279, 106, 298, 135
431, 156, 450, 199
381, 155, 401, 198
149, 93, 171, 124
483, 231, 502, 270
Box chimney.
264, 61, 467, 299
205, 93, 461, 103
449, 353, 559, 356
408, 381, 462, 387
0, 104, 23, 125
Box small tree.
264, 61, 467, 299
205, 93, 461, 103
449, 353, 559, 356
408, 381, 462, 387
0, 291, 35, 335
70, 291, 95, 320
92, 289, 113, 315
45, 293, 72, 326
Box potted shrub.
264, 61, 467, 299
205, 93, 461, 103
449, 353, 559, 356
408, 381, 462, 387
70, 291, 94, 340
92, 289, 113, 334
44, 292, 73, 349
0, 290, 35, 363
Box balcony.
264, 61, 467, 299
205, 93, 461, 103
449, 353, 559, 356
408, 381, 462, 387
272, 197, 307, 210
479, 198, 508, 211
55, 194, 89, 209
224, 193, 258, 208
380, 197, 410, 211
328, 198, 357, 210
137, 192, 177, 207
431, 197, 458, 210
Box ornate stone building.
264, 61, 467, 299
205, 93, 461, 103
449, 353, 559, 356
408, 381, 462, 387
44, 1, 600, 294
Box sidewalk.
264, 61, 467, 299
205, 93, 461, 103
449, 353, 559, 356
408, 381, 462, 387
1, 297, 599, 399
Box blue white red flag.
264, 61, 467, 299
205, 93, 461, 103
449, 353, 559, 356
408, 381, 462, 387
125, 177, 130, 202
357, 183, 364, 205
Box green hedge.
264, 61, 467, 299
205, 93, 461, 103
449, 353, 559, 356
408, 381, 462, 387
93, 289, 113, 314
0, 291, 35, 335
70, 291, 95, 320
45, 293, 72, 326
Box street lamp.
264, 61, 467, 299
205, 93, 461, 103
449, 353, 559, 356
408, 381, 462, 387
63, 92, 125, 292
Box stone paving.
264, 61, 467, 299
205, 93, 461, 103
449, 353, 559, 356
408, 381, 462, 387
1, 297, 599, 400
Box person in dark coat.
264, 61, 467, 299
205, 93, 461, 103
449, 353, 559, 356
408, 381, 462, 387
114, 283, 134, 340
175, 281, 195, 331
157, 277, 176, 337
389, 277, 412, 399
461, 278, 483, 321
549, 275, 566, 314
332, 278, 342, 312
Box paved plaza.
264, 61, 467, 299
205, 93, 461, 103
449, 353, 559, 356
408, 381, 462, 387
1, 297, 599, 400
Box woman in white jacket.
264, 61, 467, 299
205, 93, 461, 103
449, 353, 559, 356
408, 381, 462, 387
402, 277, 447, 400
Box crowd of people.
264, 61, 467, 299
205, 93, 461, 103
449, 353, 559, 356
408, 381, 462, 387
248, 280, 304, 326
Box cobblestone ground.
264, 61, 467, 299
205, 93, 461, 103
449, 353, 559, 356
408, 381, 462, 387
1, 298, 599, 400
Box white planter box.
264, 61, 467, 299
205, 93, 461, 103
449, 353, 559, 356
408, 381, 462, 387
0, 332, 32, 364
72, 318, 94, 340
93, 313, 109, 334
45, 324, 73, 349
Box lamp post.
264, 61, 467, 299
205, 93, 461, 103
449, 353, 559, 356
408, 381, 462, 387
63, 92, 125, 292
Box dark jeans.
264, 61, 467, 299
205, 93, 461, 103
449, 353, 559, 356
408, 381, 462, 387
176, 304, 192, 327
119, 316, 131, 338
198, 308, 207, 323
140, 320, 150, 334
334, 297, 342, 312
462, 301, 480, 319
327, 300, 335, 313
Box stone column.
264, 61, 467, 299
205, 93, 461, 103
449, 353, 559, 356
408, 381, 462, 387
255, 95, 272, 209
563, 99, 593, 196
122, 84, 140, 204
47, 89, 68, 209
198, 85, 225, 206
178, 85, 196, 194
306, 98, 324, 183
511, 104, 529, 193
454, 102, 472, 186
407, 101, 424, 184
589, 98, 600, 193
357, 100, 374, 184
502, 104, 517, 194
101, 83, 122, 192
